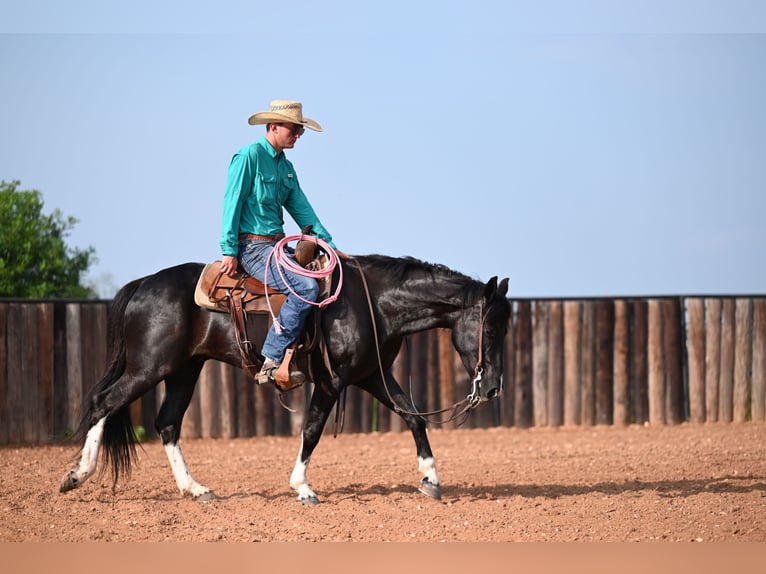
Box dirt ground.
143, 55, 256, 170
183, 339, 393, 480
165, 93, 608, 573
1, 422, 765, 542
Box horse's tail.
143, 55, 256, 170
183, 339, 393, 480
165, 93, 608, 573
73, 276, 145, 487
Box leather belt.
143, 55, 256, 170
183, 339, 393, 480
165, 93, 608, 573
239, 233, 276, 242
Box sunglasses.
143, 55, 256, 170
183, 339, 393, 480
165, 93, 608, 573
281, 123, 305, 136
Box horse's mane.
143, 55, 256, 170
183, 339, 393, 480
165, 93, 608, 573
355, 254, 480, 304
356, 254, 473, 283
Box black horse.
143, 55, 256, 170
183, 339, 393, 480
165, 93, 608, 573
59, 255, 510, 504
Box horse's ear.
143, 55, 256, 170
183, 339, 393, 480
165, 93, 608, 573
498, 277, 509, 297
484, 276, 498, 300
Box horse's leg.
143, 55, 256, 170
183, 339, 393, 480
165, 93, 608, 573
289, 383, 338, 505
59, 417, 107, 492
357, 371, 442, 500
154, 360, 214, 501
59, 369, 162, 493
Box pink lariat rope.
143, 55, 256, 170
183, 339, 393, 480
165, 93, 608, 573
264, 234, 344, 333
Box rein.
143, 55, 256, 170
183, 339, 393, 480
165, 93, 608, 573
351, 260, 487, 424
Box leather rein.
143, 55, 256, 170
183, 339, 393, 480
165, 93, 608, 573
351, 260, 488, 424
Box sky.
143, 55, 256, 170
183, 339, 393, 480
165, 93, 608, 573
1, 1, 765, 298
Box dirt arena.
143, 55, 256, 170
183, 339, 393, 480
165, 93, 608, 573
1, 422, 764, 542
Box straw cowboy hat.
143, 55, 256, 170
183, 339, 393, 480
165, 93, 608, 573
247, 100, 323, 132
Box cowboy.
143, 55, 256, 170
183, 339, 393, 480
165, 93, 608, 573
219, 99, 349, 387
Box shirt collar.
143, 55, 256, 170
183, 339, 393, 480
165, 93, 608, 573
258, 136, 281, 158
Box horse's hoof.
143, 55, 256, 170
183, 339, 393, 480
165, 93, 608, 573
193, 491, 217, 502
418, 478, 442, 500
298, 494, 320, 505
59, 471, 79, 493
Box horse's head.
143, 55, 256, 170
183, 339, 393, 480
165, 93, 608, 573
452, 276, 511, 404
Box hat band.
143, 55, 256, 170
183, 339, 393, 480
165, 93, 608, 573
270, 103, 302, 112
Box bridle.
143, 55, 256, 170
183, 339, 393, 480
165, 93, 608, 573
352, 260, 489, 424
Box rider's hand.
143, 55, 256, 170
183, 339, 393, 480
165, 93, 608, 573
220, 255, 240, 277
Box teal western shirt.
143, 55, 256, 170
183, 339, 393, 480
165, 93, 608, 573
220, 137, 335, 256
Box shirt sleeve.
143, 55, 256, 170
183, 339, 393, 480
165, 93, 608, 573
219, 151, 252, 256
284, 179, 337, 250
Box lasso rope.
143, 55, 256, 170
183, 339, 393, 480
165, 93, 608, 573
264, 234, 343, 332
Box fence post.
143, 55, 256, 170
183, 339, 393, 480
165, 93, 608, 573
547, 301, 564, 427
648, 300, 665, 425
532, 301, 549, 426
632, 300, 649, 424
752, 299, 766, 421
705, 298, 722, 422
719, 299, 736, 422
563, 301, 582, 426
613, 300, 629, 425
500, 306, 516, 427
686, 298, 706, 423
580, 301, 596, 426
514, 300, 533, 428
734, 299, 753, 423
663, 298, 684, 424
0, 304, 7, 444
596, 300, 615, 425
65, 303, 83, 434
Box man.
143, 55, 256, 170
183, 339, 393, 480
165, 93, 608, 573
219, 99, 347, 387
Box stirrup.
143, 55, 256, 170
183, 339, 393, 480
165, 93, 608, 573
275, 348, 306, 391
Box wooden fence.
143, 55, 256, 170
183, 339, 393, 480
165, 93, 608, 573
1, 296, 764, 445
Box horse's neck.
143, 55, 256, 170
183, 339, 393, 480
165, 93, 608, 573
377, 277, 470, 337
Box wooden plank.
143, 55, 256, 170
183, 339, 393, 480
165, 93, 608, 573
532, 301, 549, 426
733, 298, 753, 423
686, 298, 706, 423
6, 304, 24, 442
0, 304, 8, 444
90, 304, 108, 395
22, 304, 40, 443
752, 299, 766, 421
205, 361, 224, 438
563, 301, 581, 426
580, 301, 596, 426
52, 303, 69, 439
595, 300, 614, 425
704, 298, 722, 422
719, 299, 735, 422
438, 328, 457, 430
65, 303, 84, 434
500, 304, 516, 427
181, 380, 202, 439
220, 362, 237, 438
547, 301, 564, 426
631, 300, 649, 424
514, 300, 533, 428
647, 300, 665, 425
613, 300, 630, 426
254, 377, 271, 437
662, 298, 684, 424
237, 367, 255, 437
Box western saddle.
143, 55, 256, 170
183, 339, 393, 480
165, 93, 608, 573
193, 239, 324, 392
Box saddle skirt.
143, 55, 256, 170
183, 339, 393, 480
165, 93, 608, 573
194, 261, 287, 316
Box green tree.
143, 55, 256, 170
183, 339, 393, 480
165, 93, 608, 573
0, 180, 97, 298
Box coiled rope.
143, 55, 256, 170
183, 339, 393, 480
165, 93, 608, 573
264, 234, 343, 332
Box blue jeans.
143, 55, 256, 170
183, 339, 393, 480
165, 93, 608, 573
238, 239, 319, 363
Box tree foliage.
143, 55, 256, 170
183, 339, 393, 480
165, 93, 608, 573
0, 180, 97, 298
